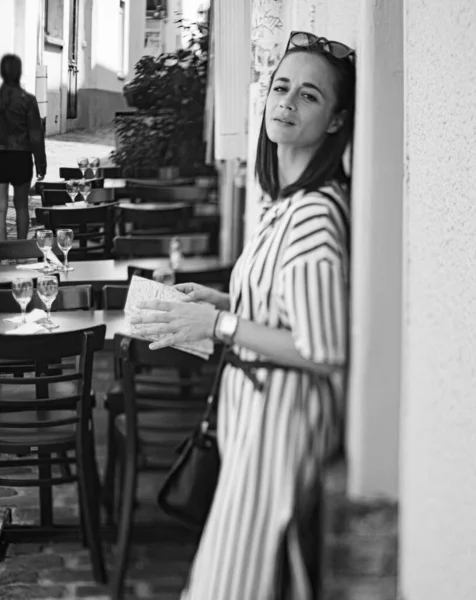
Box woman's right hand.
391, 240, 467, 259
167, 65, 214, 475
173, 283, 230, 311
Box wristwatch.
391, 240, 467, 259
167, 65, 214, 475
214, 311, 239, 345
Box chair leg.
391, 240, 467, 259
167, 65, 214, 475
110, 444, 137, 600
58, 451, 73, 479
77, 439, 107, 585
38, 453, 53, 527
77, 479, 88, 548
101, 409, 118, 524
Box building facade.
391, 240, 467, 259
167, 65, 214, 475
0, 0, 146, 135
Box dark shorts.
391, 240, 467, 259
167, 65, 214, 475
0, 151, 33, 186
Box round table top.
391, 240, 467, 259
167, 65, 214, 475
0, 310, 126, 349
0, 257, 232, 287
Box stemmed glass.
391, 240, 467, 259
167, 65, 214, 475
66, 179, 79, 205
78, 179, 92, 203
36, 230, 55, 272
11, 278, 34, 324
57, 229, 74, 271
89, 157, 100, 178
37, 275, 59, 329
77, 157, 89, 179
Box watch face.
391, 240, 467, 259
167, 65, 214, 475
219, 313, 238, 341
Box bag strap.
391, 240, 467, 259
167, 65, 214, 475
199, 346, 229, 433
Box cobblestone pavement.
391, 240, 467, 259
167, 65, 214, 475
6, 127, 116, 237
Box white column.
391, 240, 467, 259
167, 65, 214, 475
0, 0, 16, 59
400, 0, 476, 598
345, 0, 403, 500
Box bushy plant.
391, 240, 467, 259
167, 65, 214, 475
111, 20, 213, 177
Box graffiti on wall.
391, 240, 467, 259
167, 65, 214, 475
251, 0, 286, 101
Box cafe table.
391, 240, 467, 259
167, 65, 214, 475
0, 310, 126, 352
0, 257, 232, 290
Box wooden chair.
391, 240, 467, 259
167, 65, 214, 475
127, 265, 232, 292
0, 239, 61, 261
36, 205, 115, 260
113, 233, 210, 258
0, 325, 107, 583
115, 185, 209, 203
102, 285, 128, 310
115, 202, 193, 236
60, 167, 121, 180
109, 334, 211, 599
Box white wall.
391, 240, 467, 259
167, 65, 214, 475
400, 0, 476, 598
0, 0, 15, 60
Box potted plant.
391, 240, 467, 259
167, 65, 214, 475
111, 20, 215, 180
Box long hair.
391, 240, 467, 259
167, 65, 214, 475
255, 46, 356, 201
0, 54, 23, 126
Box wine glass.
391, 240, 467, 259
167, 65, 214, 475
78, 179, 92, 203
89, 157, 100, 178
77, 157, 89, 179
36, 229, 55, 272
57, 229, 74, 271
66, 179, 79, 204
11, 278, 34, 324
36, 275, 59, 329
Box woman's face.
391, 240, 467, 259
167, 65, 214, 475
265, 52, 340, 151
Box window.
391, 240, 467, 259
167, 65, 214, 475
146, 0, 167, 19
44, 0, 65, 41
118, 1, 126, 76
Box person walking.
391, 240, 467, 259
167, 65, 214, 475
133, 31, 355, 600
0, 54, 47, 240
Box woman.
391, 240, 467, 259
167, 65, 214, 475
133, 32, 355, 600
0, 54, 47, 240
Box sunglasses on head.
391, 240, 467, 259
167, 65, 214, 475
285, 31, 355, 62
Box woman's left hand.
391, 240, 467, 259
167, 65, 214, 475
130, 300, 218, 350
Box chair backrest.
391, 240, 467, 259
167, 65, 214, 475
115, 185, 208, 203
59, 168, 108, 182
116, 202, 193, 235
102, 285, 128, 310
113, 233, 210, 258
0, 239, 61, 261
127, 265, 231, 292
0, 284, 93, 313
41, 189, 73, 206
36, 205, 115, 259
115, 333, 206, 371
0, 326, 105, 434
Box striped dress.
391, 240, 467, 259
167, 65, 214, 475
181, 183, 350, 600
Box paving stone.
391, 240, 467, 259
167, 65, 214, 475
325, 576, 397, 600
326, 535, 398, 577
328, 498, 398, 537
73, 586, 110, 599
0, 553, 65, 585
0, 584, 66, 600
40, 567, 96, 584
0, 488, 18, 498
7, 542, 45, 557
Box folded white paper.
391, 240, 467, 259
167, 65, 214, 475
46, 249, 63, 267
3, 309, 47, 324
125, 275, 214, 358
5, 321, 49, 335
16, 262, 46, 270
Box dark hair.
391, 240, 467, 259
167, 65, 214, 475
0, 54, 22, 86
255, 46, 356, 201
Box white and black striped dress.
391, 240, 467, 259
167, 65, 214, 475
181, 183, 350, 600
